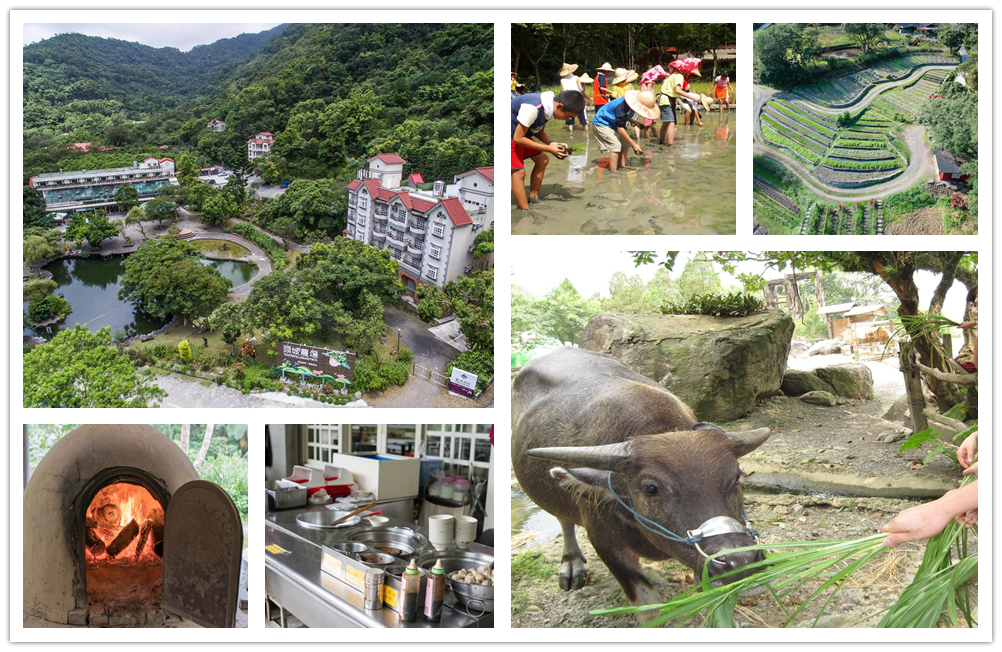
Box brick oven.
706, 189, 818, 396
23, 424, 243, 627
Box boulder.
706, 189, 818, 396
806, 339, 843, 356
815, 364, 874, 400
801, 391, 838, 406
578, 310, 795, 422
781, 369, 832, 396
782, 364, 874, 400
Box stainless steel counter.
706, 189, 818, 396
265, 506, 494, 628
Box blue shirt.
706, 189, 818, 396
592, 97, 634, 130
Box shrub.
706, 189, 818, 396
446, 351, 493, 392
231, 222, 289, 269
152, 343, 169, 359
398, 347, 414, 365
352, 357, 410, 394
662, 292, 766, 318
416, 285, 445, 322
178, 340, 192, 363
26, 294, 72, 323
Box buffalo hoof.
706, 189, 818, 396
559, 555, 588, 591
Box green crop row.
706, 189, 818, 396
762, 123, 823, 165
769, 103, 837, 137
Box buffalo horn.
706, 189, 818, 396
723, 427, 771, 456
526, 441, 632, 471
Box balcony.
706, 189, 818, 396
409, 220, 426, 236
387, 229, 406, 246
372, 224, 387, 235
401, 255, 423, 273
389, 247, 404, 262
388, 211, 407, 229
346, 226, 355, 238
406, 239, 423, 255
373, 211, 387, 223
371, 230, 386, 242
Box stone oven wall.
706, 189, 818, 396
23, 425, 200, 624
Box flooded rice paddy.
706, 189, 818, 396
512, 115, 736, 235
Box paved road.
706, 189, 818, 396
754, 124, 934, 200
155, 373, 366, 409
382, 306, 459, 374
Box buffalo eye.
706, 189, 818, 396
643, 483, 659, 496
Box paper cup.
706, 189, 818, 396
454, 515, 478, 549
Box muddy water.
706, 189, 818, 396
511, 488, 561, 543
512, 114, 737, 235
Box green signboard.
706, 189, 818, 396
277, 342, 355, 386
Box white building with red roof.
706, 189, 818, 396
346, 154, 494, 296
207, 119, 227, 132
247, 132, 274, 160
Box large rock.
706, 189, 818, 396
806, 339, 844, 356
815, 364, 874, 400
782, 364, 874, 400
781, 369, 832, 396
578, 310, 795, 421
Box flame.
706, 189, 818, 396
85, 482, 164, 568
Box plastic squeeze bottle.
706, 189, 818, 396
401, 558, 421, 622
424, 559, 446, 622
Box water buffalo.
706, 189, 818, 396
512, 347, 770, 620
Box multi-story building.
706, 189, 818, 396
247, 132, 274, 160
207, 119, 227, 132
28, 157, 178, 213
345, 154, 494, 298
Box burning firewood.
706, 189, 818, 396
133, 506, 166, 561
106, 519, 139, 558
85, 527, 107, 556
96, 504, 121, 527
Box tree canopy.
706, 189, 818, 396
24, 325, 166, 408
118, 236, 232, 323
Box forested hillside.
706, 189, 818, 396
23, 25, 289, 134
23, 23, 493, 184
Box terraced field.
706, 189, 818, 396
758, 97, 906, 189
792, 54, 958, 107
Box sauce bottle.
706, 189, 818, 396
424, 559, 446, 622
401, 558, 421, 622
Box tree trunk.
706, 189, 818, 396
180, 424, 190, 454
901, 350, 929, 433
194, 424, 215, 471
871, 260, 964, 410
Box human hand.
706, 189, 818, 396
550, 142, 570, 159
956, 509, 978, 527
958, 321, 978, 330
957, 431, 978, 469
632, 144, 644, 156
881, 499, 956, 547
962, 461, 978, 479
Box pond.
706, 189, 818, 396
194, 238, 252, 260
24, 256, 257, 339
512, 114, 737, 235
511, 487, 561, 543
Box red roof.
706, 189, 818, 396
143, 157, 159, 162
362, 178, 382, 197
347, 180, 362, 191
371, 153, 406, 165
70, 142, 91, 151
258, 132, 274, 136
457, 166, 494, 183
247, 138, 272, 145
28, 176, 36, 188
159, 157, 174, 163
407, 173, 425, 184
438, 197, 473, 227
411, 197, 436, 212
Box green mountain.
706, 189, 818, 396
23, 25, 290, 132
23, 23, 493, 183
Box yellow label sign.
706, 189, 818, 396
265, 544, 288, 555
346, 565, 366, 589
383, 585, 398, 608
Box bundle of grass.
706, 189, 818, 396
591, 477, 977, 628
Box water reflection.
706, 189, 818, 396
513, 113, 736, 235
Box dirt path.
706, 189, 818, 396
885, 207, 947, 235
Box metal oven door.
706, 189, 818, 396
161, 480, 243, 627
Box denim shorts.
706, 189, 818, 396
659, 99, 676, 123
